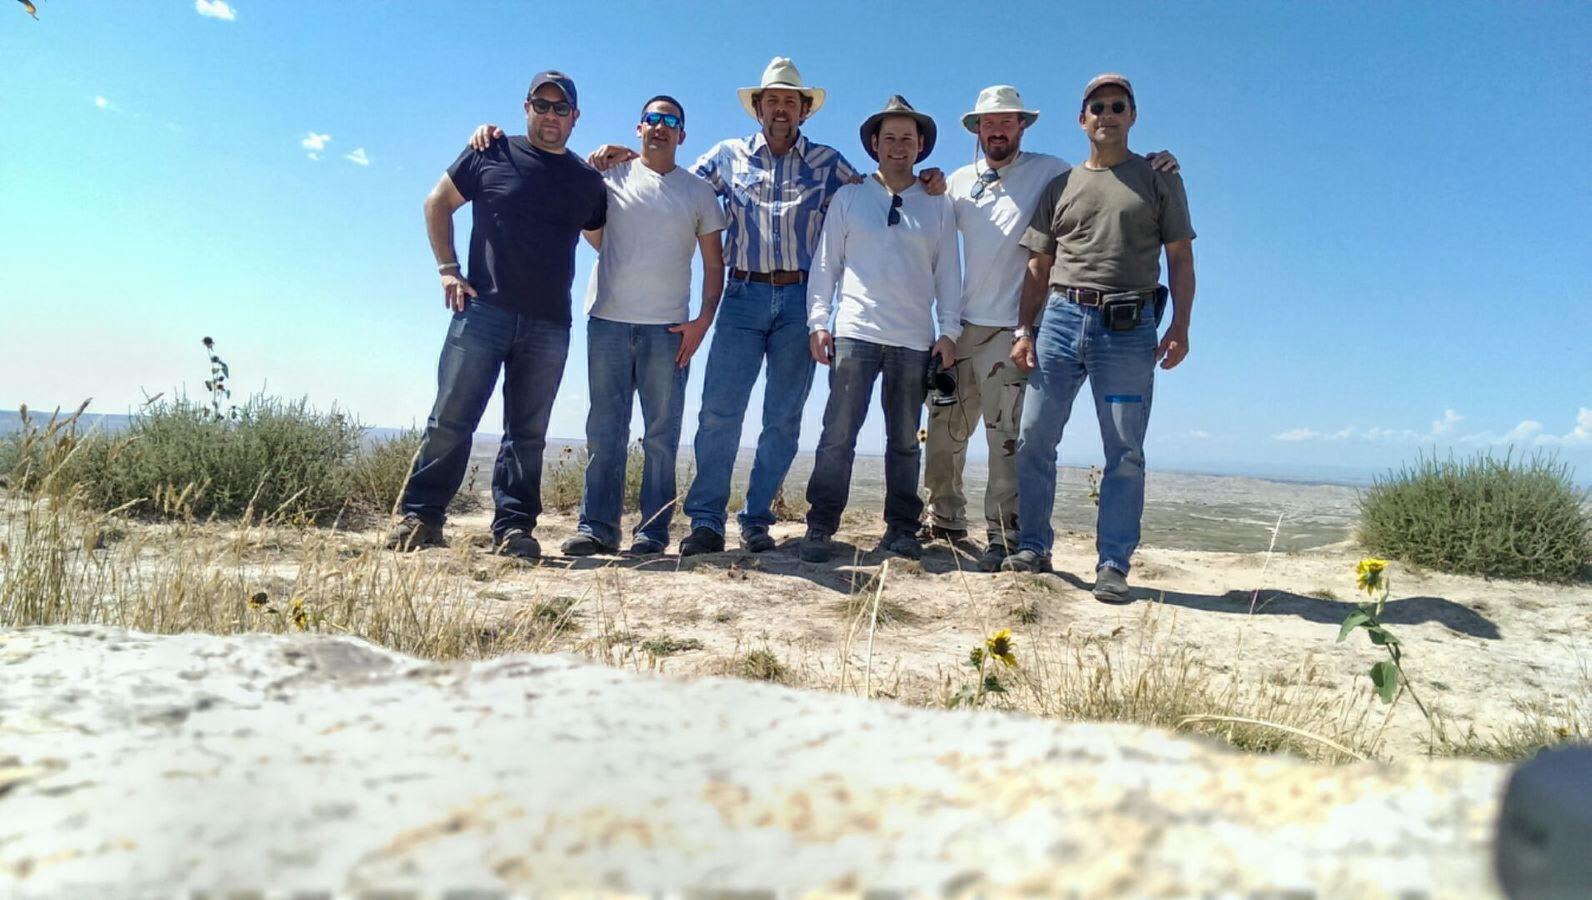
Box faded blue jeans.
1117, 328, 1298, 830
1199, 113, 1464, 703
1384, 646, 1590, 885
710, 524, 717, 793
805, 338, 930, 537
576, 317, 688, 549
1015, 291, 1161, 573
402, 301, 569, 541
682, 279, 815, 537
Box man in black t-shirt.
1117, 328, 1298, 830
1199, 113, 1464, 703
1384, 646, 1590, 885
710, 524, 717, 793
386, 70, 607, 559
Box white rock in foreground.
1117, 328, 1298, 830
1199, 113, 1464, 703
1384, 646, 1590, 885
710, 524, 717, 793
1, 626, 1505, 896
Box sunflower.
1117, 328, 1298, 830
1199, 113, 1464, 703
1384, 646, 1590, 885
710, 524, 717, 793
290, 596, 309, 630
1356, 558, 1388, 595
985, 628, 1017, 668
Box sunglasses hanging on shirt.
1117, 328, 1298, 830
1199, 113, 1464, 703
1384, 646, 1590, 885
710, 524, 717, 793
887, 193, 903, 227
969, 168, 1001, 200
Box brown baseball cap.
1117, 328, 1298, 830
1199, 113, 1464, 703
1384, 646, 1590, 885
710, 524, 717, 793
1081, 73, 1134, 110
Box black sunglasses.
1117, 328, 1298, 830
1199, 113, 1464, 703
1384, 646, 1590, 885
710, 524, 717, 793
887, 193, 903, 226
969, 168, 1001, 200
1087, 99, 1130, 116
640, 111, 682, 129
529, 98, 573, 117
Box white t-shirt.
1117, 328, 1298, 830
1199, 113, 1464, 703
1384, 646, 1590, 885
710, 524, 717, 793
584, 160, 727, 325
947, 151, 1070, 328
806, 177, 962, 352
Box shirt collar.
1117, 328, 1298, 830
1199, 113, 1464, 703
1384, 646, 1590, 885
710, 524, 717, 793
749, 130, 808, 159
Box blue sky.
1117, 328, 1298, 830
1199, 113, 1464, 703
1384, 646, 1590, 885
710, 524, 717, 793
3, 1, 1589, 482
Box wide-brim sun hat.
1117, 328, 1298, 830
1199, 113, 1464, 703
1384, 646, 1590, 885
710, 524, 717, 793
738, 56, 826, 120
960, 84, 1039, 133
859, 95, 937, 163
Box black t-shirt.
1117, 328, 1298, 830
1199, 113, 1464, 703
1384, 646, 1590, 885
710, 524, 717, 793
446, 136, 607, 324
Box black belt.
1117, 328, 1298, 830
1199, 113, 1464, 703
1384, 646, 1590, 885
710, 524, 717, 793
1058, 285, 1158, 307
730, 268, 808, 286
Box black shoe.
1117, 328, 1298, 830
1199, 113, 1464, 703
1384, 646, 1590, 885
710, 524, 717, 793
881, 530, 923, 560
1000, 549, 1053, 573
977, 543, 1009, 573
495, 529, 541, 560
679, 526, 725, 557
628, 537, 666, 556
799, 530, 834, 563
1093, 566, 1132, 604
560, 533, 614, 557
743, 530, 777, 553
384, 513, 446, 551
920, 522, 968, 542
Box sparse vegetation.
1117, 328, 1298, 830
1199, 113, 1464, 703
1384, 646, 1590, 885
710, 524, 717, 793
739, 649, 788, 683
1358, 451, 1591, 582
641, 635, 704, 657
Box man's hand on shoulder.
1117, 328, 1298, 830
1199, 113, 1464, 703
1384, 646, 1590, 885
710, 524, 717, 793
919, 167, 947, 196
1145, 151, 1180, 174
468, 124, 506, 152
588, 144, 638, 171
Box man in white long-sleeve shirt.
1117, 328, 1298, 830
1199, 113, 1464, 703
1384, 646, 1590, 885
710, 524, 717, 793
801, 96, 961, 563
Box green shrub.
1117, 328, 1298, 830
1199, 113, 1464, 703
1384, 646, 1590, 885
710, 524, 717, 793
343, 429, 480, 518
544, 442, 662, 514
1357, 451, 1591, 582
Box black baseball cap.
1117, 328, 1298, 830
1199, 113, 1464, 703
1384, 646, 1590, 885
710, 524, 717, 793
527, 70, 578, 108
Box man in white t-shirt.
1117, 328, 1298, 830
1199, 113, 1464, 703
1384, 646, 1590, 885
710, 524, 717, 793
470, 95, 726, 555
802, 96, 961, 563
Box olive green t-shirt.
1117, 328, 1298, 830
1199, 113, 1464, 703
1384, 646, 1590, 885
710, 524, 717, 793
1018, 155, 1195, 292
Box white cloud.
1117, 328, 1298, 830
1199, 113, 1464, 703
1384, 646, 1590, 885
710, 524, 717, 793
343, 147, 370, 167
301, 132, 331, 161
93, 96, 117, 112
1274, 428, 1320, 442
1330, 426, 1356, 440
1430, 409, 1463, 435
1366, 426, 1421, 442
1188, 430, 1210, 440
1532, 408, 1590, 446
1504, 420, 1543, 442
196, 0, 237, 21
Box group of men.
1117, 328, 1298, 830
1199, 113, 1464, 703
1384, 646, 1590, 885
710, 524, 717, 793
386, 57, 1196, 603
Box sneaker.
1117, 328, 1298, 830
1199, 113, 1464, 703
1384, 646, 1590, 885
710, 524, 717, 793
628, 537, 666, 556
494, 529, 541, 560
679, 526, 725, 557
384, 513, 445, 551
1092, 566, 1132, 604
1000, 549, 1053, 573
798, 530, 834, 563
977, 543, 1010, 573
560, 533, 614, 557
919, 522, 968, 542
742, 530, 777, 553
881, 530, 923, 560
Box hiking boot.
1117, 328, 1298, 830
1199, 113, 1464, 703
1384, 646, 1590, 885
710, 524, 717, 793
679, 526, 724, 557
384, 513, 445, 551
1000, 549, 1053, 573
1093, 566, 1132, 604
919, 522, 968, 543
799, 530, 834, 563
560, 533, 614, 557
742, 530, 777, 553
628, 537, 666, 556
495, 529, 541, 560
881, 530, 923, 560
977, 543, 1010, 573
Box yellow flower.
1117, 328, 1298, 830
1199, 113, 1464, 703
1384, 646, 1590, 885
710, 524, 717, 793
290, 596, 309, 630
1356, 558, 1388, 595
985, 628, 1017, 668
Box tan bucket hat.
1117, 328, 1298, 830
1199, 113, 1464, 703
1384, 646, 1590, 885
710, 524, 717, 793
738, 57, 826, 120
960, 84, 1040, 133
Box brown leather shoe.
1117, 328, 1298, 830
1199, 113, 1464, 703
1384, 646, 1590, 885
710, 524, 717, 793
384, 513, 445, 551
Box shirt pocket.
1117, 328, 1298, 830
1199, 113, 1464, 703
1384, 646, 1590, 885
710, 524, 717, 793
732, 170, 771, 205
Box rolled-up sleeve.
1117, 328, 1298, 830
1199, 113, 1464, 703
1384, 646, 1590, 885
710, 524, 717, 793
933, 198, 963, 341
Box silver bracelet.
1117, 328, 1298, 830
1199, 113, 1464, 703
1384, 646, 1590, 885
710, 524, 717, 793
437, 262, 461, 273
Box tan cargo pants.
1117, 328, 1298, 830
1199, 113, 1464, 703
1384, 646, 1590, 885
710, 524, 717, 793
924, 322, 1028, 548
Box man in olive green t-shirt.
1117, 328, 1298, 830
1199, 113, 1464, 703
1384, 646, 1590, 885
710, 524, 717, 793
1002, 73, 1197, 605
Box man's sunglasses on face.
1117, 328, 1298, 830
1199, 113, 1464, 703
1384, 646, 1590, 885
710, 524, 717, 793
1088, 100, 1130, 116
530, 98, 573, 117
640, 111, 682, 129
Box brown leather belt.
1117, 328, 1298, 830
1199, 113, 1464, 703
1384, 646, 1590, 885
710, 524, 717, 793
1058, 285, 1158, 307
730, 268, 808, 286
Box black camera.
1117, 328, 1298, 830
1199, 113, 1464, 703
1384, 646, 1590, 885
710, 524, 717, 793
926, 356, 957, 407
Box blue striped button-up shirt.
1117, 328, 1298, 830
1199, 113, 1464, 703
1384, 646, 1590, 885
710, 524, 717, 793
692, 132, 860, 274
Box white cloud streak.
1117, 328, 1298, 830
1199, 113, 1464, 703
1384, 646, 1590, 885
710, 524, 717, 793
196, 0, 237, 21
93, 96, 117, 112
343, 148, 370, 167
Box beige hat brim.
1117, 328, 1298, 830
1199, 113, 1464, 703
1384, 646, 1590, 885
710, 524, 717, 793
960, 109, 1039, 133
738, 84, 826, 121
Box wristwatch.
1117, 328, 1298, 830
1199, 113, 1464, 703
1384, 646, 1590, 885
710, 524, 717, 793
1013, 326, 1033, 340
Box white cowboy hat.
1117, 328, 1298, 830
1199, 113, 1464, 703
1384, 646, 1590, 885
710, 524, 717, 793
738, 57, 826, 121
960, 84, 1040, 133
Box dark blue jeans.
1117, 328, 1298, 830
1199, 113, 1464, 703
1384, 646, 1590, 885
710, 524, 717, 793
576, 317, 688, 548
682, 279, 816, 537
401, 301, 569, 540
805, 338, 929, 537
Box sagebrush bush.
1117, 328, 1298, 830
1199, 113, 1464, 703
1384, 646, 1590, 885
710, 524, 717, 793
1357, 451, 1591, 582
343, 429, 480, 518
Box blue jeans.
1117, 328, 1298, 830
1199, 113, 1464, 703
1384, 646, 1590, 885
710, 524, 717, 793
402, 301, 569, 540
577, 317, 688, 548
1015, 291, 1160, 573
682, 279, 815, 537
805, 338, 929, 537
